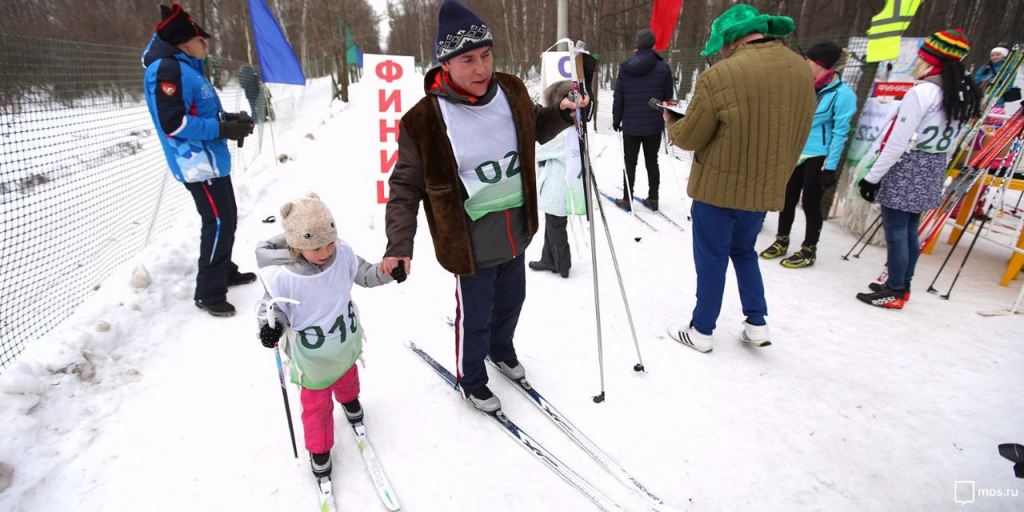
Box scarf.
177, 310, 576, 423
814, 70, 836, 92
427, 69, 496, 106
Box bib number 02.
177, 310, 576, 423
474, 151, 521, 184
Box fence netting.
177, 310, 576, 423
0, 33, 310, 370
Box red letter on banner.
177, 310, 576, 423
379, 90, 402, 113
379, 119, 400, 143
377, 181, 389, 204
376, 60, 403, 82
380, 149, 398, 173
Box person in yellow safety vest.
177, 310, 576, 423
866, 0, 925, 62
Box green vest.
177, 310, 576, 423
866, 0, 924, 63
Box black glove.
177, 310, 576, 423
612, 121, 621, 132
224, 111, 253, 124
260, 323, 283, 348
820, 171, 837, 191
219, 119, 254, 141
858, 179, 880, 203
391, 260, 407, 283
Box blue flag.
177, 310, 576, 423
247, 0, 305, 85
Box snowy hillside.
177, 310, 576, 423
0, 76, 1021, 512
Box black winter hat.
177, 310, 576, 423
156, 3, 211, 46
636, 29, 656, 50
435, 0, 493, 62
805, 42, 842, 69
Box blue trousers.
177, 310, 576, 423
880, 206, 920, 291
690, 201, 768, 335
453, 255, 525, 396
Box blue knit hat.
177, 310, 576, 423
435, 0, 493, 62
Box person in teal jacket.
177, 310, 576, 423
974, 44, 1010, 108
760, 41, 856, 268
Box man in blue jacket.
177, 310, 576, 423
142, 3, 256, 317
612, 29, 674, 211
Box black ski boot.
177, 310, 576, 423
342, 398, 363, 425
311, 451, 332, 478
856, 285, 905, 309
870, 281, 911, 301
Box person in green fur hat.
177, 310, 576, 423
663, 3, 815, 353
701, 3, 796, 57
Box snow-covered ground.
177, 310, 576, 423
1, 76, 1021, 512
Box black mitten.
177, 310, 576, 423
260, 323, 283, 348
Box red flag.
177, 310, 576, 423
650, 0, 683, 51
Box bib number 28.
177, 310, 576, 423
917, 125, 955, 152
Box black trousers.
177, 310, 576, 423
538, 214, 571, 272
777, 156, 826, 247
622, 133, 662, 201
183, 176, 239, 304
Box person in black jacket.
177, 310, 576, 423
612, 29, 674, 211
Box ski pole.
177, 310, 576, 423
926, 214, 973, 294
843, 213, 880, 260
854, 218, 883, 259
941, 215, 989, 300
266, 296, 301, 458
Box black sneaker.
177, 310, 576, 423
228, 271, 257, 286
342, 398, 363, 425
641, 198, 659, 211
195, 300, 236, 317
310, 451, 332, 478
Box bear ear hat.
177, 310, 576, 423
280, 201, 294, 220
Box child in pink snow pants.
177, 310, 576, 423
255, 192, 395, 481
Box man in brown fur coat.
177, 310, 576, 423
381, 0, 586, 412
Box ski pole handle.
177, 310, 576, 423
265, 296, 301, 329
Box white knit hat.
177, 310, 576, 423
281, 192, 337, 250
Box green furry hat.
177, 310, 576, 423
702, 4, 795, 56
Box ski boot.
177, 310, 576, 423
759, 236, 789, 260
467, 385, 501, 413
781, 244, 816, 268
342, 398, 363, 425
495, 357, 525, 380
856, 285, 905, 309
869, 281, 911, 301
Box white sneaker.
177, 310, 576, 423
741, 321, 771, 347
667, 324, 713, 353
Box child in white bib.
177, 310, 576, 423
255, 192, 395, 483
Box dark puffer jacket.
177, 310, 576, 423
612, 49, 674, 137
